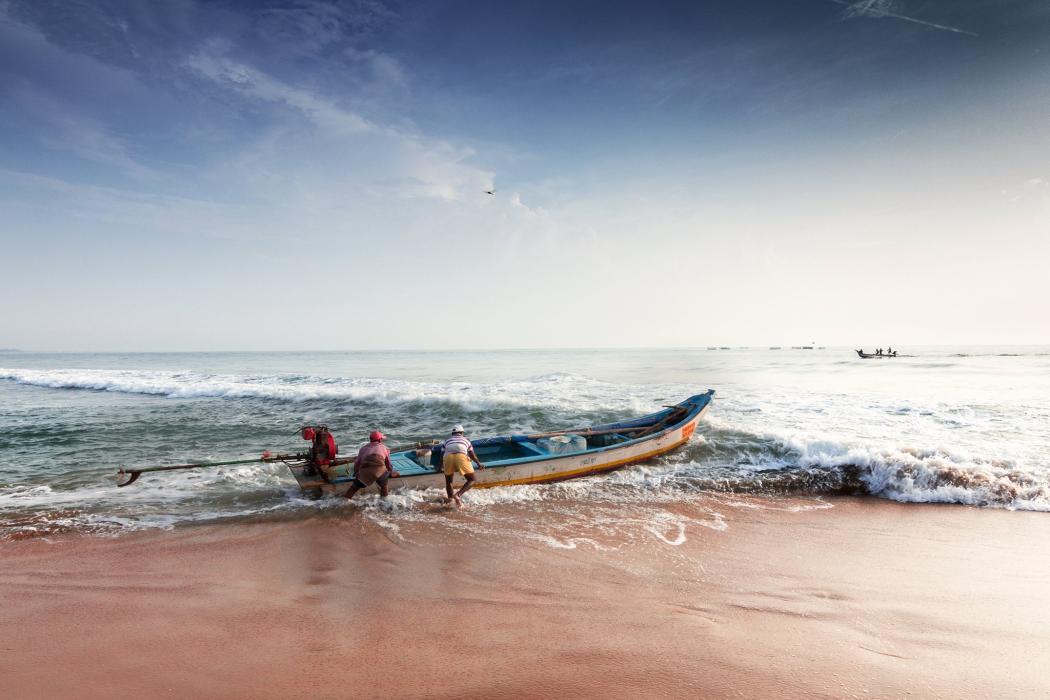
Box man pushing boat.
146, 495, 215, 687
344, 431, 399, 500
441, 425, 485, 507
302, 425, 337, 482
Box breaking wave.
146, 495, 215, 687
3, 349, 1049, 541
2, 416, 1047, 543
0, 367, 647, 413
674, 424, 1050, 512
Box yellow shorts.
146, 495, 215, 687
443, 452, 474, 476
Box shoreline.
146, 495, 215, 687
3, 495, 1049, 698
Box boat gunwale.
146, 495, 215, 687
458, 390, 712, 468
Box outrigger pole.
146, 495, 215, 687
116, 453, 315, 487
116, 441, 440, 487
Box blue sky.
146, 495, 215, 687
1, 1, 1048, 350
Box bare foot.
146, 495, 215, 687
453, 494, 463, 508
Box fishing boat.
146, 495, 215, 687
855, 350, 898, 359
291, 391, 714, 496
117, 392, 714, 496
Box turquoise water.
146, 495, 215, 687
2, 347, 1048, 539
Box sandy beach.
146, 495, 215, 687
3, 496, 1048, 699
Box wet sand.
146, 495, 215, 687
2, 496, 1049, 699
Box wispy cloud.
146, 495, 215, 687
832, 0, 978, 36
186, 48, 374, 134
185, 45, 493, 203
0, 9, 160, 180
255, 1, 398, 56
25, 97, 159, 181
42, 123, 156, 180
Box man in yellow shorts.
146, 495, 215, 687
442, 425, 485, 507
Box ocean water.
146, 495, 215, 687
1, 347, 1048, 541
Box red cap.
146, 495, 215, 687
369, 430, 385, 442
302, 427, 316, 440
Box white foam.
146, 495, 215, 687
645, 517, 688, 545
4, 350, 1050, 541
0, 367, 644, 412
690, 423, 1050, 512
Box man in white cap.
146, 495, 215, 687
442, 425, 485, 507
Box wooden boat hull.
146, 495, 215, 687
289, 391, 714, 497
856, 350, 898, 359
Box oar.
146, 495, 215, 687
524, 406, 688, 440
524, 425, 658, 440
116, 453, 305, 487
629, 405, 689, 439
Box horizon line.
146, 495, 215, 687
2, 343, 1049, 355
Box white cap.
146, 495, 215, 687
451, 424, 465, 434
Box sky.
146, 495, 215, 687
1, 0, 1048, 351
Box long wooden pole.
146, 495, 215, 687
116, 440, 442, 487
116, 453, 305, 487
524, 425, 657, 440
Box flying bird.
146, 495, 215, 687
484, 189, 496, 195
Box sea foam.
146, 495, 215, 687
3, 350, 1049, 541
0, 367, 641, 412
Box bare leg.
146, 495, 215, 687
379, 479, 389, 499
344, 483, 362, 500
454, 473, 476, 505
444, 474, 455, 503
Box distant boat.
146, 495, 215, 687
801, 346, 814, 350
706, 346, 717, 350
769, 346, 782, 350
856, 349, 898, 359
718, 346, 731, 350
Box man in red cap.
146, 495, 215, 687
345, 430, 399, 500
302, 426, 337, 482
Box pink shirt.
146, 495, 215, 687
354, 441, 392, 471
